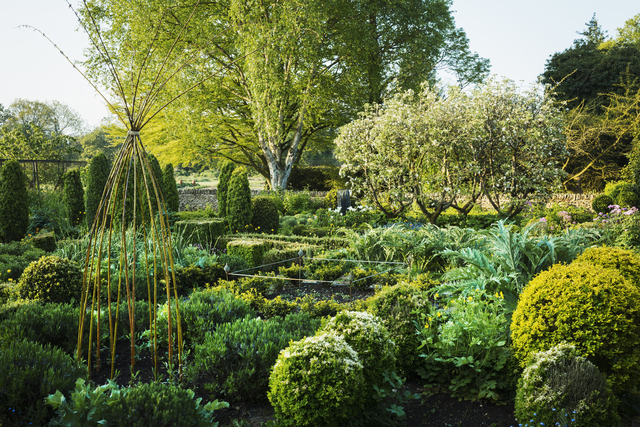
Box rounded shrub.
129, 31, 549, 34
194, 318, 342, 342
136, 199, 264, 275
227, 167, 252, 233
591, 194, 613, 214
319, 311, 396, 405
107, 381, 225, 427
268, 332, 365, 427
18, 255, 83, 305
366, 283, 431, 375
189, 312, 320, 402
85, 152, 110, 229
604, 180, 638, 203
0, 339, 85, 427
217, 161, 236, 218
251, 196, 279, 234
511, 262, 640, 394
572, 246, 640, 287
515, 343, 619, 427
0, 159, 29, 242
616, 189, 640, 208
162, 163, 180, 212
63, 168, 85, 226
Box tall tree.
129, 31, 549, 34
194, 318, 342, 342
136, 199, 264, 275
82, 0, 489, 190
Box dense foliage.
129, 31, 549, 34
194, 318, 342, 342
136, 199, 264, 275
18, 255, 83, 305
0, 159, 29, 242
226, 167, 252, 233
216, 161, 236, 218
84, 152, 110, 229
162, 162, 180, 212
62, 168, 85, 226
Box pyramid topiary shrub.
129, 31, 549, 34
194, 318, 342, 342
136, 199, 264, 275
0, 159, 29, 242
227, 167, 252, 233
217, 161, 236, 218
145, 153, 164, 217
62, 168, 85, 226
85, 152, 110, 229
162, 163, 180, 212
511, 262, 640, 394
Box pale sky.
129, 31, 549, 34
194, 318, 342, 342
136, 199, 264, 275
0, 0, 638, 131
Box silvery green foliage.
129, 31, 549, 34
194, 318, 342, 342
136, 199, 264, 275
515, 343, 620, 427
335, 77, 567, 221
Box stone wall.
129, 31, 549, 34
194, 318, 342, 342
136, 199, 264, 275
178, 188, 596, 212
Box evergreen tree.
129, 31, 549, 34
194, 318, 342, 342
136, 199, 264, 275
85, 152, 110, 228
217, 161, 236, 217
146, 153, 164, 215
162, 163, 180, 212
63, 169, 85, 226
0, 159, 29, 242
227, 167, 252, 233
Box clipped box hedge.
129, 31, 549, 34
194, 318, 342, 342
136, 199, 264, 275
227, 239, 271, 268
174, 220, 225, 246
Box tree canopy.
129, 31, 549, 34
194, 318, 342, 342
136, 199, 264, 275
80, 0, 489, 190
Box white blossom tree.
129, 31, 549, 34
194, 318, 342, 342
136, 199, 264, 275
335, 78, 568, 222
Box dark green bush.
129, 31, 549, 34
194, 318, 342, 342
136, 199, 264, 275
174, 264, 226, 291
515, 343, 620, 427
591, 194, 614, 214
162, 163, 180, 212
189, 313, 320, 402
0, 159, 29, 242
0, 339, 85, 427
217, 161, 236, 218
156, 287, 256, 349
106, 382, 227, 427
146, 153, 164, 216
0, 302, 87, 354
367, 284, 431, 376
85, 152, 110, 229
251, 196, 280, 234
286, 165, 340, 191
604, 180, 638, 203
0, 242, 45, 283
30, 230, 57, 252
18, 255, 83, 305
227, 167, 252, 232
62, 168, 85, 226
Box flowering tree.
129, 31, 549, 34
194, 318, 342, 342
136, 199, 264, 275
336, 78, 568, 221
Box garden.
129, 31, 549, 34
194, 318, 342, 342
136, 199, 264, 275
1, 146, 640, 427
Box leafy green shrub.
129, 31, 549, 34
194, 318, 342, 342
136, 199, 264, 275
572, 246, 640, 287
515, 343, 619, 427
106, 381, 227, 427
592, 194, 614, 214
320, 311, 396, 406
155, 287, 255, 349
85, 152, 110, 228
0, 159, 29, 242
162, 163, 180, 212
174, 264, 226, 291
367, 284, 431, 376
217, 161, 236, 218
309, 260, 346, 283
30, 229, 57, 252
47, 378, 228, 427
511, 262, 640, 394
227, 167, 252, 232
18, 255, 83, 305
0, 241, 45, 283
189, 313, 320, 402
417, 290, 516, 402
283, 191, 312, 215
287, 165, 339, 191
63, 168, 85, 226
251, 196, 279, 234
617, 189, 640, 208
604, 180, 638, 203
216, 254, 250, 273
268, 332, 365, 427
0, 339, 85, 427
323, 188, 338, 210
297, 294, 345, 318
0, 302, 87, 353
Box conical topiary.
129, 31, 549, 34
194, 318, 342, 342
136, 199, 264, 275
85, 152, 110, 230
162, 163, 179, 212
0, 159, 29, 242
62, 169, 85, 227
217, 161, 236, 217
227, 167, 252, 233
